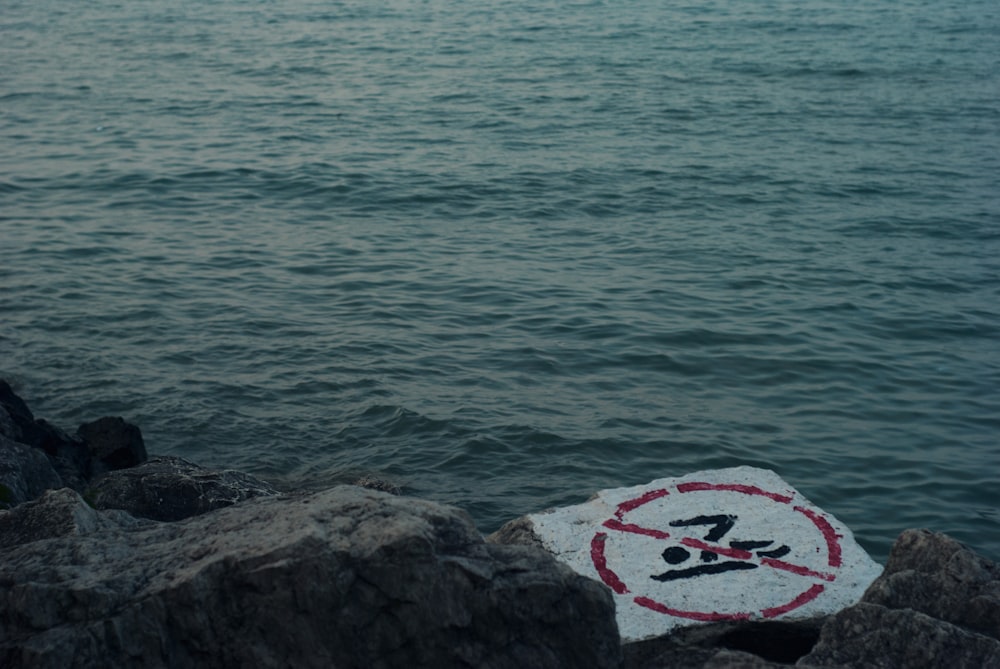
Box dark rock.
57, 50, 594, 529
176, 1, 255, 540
796, 529, 1000, 668
702, 649, 796, 668
0, 435, 63, 509
630, 647, 788, 669
353, 475, 403, 495
0, 382, 72, 456
77, 416, 148, 473
0, 485, 623, 669
0, 402, 21, 442
0, 380, 35, 444
0, 380, 91, 490
860, 529, 1000, 640
84, 455, 279, 521
799, 602, 1000, 668
33, 421, 91, 491
622, 618, 827, 669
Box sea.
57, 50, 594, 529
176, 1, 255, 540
2, 0, 998, 563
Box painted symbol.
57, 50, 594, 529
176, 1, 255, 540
590, 482, 844, 623
650, 514, 791, 581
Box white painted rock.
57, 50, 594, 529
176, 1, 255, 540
518, 466, 883, 642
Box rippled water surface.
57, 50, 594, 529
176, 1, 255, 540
3, 0, 999, 561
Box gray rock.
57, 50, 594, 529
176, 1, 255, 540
0, 487, 149, 546
84, 455, 279, 521
799, 602, 1000, 668
353, 475, 403, 495
0, 485, 622, 669
795, 529, 1000, 668
0, 381, 91, 490
77, 416, 148, 473
861, 529, 999, 640
486, 514, 546, 550
0, 435, 63, 509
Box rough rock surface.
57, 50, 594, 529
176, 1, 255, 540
0, 435, 63, 509
353, 475, 403, 495
486, 514, 546, 550
0, 487, 149, 545
0, 485, 623, 669
76, 415, 148, 473
800, 603, 1000, 668
84, 455, 279, 521
798, 528, 1000, 668
860, 529, 1000, 639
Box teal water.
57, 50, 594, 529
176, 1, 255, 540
2, 0, 998, 561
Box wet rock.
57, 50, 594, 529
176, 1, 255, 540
0, 435, 63, 509
0, 485, 622, 669
84, 455, 279, 521
76, 416, 147, 473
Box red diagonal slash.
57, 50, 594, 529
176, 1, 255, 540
602, 522, 836, 582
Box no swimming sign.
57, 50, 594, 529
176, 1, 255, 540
527, 466, 883, 641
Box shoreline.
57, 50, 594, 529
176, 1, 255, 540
3, 379, 998, 668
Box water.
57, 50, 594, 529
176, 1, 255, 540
2, 0, 998, 562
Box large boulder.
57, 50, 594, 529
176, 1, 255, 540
860, 529, 999, 639
84, 455, 279, 521
799, 529, 1000, 668
490, 467, 882, 643
0, 485, 623, 669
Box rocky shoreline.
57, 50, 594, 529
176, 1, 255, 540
2, 380, 998, 668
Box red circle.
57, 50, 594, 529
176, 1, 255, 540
590, 482, 843, 622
